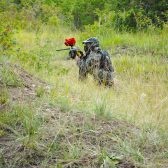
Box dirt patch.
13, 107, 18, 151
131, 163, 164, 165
0, 63, 50, 106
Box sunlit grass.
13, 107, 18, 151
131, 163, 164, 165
81, 25, 168, 56
13, 29, 168, 131
52, 60, 168, 130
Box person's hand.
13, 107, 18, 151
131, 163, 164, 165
75, 56, 81, 66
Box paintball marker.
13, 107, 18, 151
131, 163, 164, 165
56, 38, 83, 59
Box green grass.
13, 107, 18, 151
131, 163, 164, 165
0, 66, 23, 87
35, 86, 46, 97
0, 26, 168, 167
0, 88, 9, 105
82, 25, 168, 56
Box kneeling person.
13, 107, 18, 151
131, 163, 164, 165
77, 37, 114, 87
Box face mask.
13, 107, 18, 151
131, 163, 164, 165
84, 44, 89, 53
84, 43, 92, 54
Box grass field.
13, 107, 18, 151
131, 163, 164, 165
0, 26, 168, 167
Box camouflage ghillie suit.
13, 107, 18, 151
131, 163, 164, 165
77, 37, 114, 87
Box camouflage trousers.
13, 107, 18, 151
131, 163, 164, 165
78, 59, 87, 80
93, 69, 114, 87
78, 59, 113, 87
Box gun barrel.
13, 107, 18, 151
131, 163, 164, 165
56, 48, 70, 51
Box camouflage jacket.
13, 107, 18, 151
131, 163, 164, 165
85, 49, 114, 74
77, 48, 114, 80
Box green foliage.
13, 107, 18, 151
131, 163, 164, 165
0, 1, 17, 52
0, 25, 16, 51
104, 0, 167, 31
58, 0, 168, 30
0, 0, 61, 34
0, 0, 167, 31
